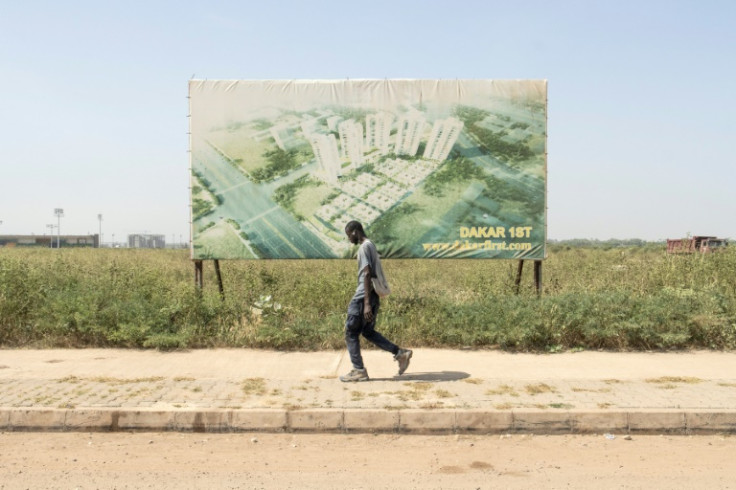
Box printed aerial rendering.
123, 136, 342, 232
190, 80, 546, 259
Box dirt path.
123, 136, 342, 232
1, 432, 735, 489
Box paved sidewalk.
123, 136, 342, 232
1, 349, 735, 434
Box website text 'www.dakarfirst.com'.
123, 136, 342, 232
422, 240, 533, 252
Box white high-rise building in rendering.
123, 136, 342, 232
395, 112, 425, 157
365, 112, 393, 155
423, 117, 464, 162
309, 133, 341, 184
338, 119, 364, 167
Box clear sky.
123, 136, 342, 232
1, 0, 734, 243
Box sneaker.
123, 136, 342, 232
394, 349, 413, 375
340, 368, 369, 382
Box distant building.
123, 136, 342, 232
395, 112, 425, 157
0, 234, 99, 248
128, 234, 166, 248
423, 117, 464, 162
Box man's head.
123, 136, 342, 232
345, 220, 365, 245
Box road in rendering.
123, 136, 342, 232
193, 143, 336, 258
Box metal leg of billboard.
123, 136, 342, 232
515, 260, 543, 297
214, 260, 224, 300
194, 260, 203, 290
193, 260, 225, 300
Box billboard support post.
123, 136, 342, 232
534, 260, 543, 296
193, 259, 225, 300
514, 260, 524, 294
194, 260, 203, 290
214, 259, 225, 300
515, 260, 543, 296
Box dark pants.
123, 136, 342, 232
345, 294, 399, 370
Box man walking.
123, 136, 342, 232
340, 220, 412, 382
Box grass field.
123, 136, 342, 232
1, 245, 734, 351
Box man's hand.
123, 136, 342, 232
363, 301, 374, 323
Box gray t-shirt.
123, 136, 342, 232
352, 239, 378, 302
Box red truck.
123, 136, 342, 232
666, 236, 729, 254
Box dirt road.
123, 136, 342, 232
1, 432, 734, 489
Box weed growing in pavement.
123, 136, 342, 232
571, 386, 612, 393
486, 385, 519, 397
645, 376, 703, 384
388, 382, 434, 402
383, 404, 409, 410
548, 403, 574, 409
525, 383, 556, 395
242, 377, 267, 396
90, 376, 165, 385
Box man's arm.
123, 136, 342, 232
362, 264, 374, 322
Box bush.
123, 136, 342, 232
0, 246, 734, 351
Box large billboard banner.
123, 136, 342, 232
189, 79, 547, 259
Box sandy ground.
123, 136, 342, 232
1, 432, 735, 489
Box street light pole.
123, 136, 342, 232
54, 208, 64, 249
98, 214, 103, 248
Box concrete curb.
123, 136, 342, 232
3, 408, 736, 434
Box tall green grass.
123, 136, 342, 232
1, 246, 734, 351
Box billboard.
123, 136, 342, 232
189, 79, 546, 260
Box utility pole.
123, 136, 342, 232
98, 214, 103, 248
54, 209, 64, 249
46, 224, 55, 248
